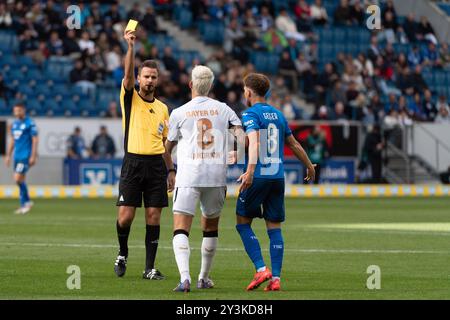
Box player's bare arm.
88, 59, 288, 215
238, 130, 259, 192
123, 29, 136, 91
29, 136, 39, 167
4, 124, 14, 167
162, 137, 176, 192
286, 134, 316, 182
228, 125, 245, 164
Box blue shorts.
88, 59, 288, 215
14, 160, 29, 175
236, 178, 285, 222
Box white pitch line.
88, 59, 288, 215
3, 242, 449, 255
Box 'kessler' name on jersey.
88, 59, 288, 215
186, 109, 219, 117
262, 112, 278, 120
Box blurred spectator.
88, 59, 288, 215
67, 127, 89, 159
367, 36, 381, 62
439, 43, 450, 68
385, 93, 399, 113
334, 0, 352, 26
89, 1, 103, 27
331, 101, 348, 121
416, 16, 437, 45
141, 6, 159, 33
407, 93, 425, 120
275, 8, 306, 42
435, 104, 450, 123
212, 73, 228, 102
310, 0, 328, 25
224, 18, 245, 56
422, 89, 437, 121
402, 13, 417, 43
350, 1, 365, 26
258, 6, 274, 32
0, 74, 9, 101
69, 59, 96, 95
410, 65, 428, 94
0, 3, 13, 29
91, 126, 116, 159
19, 28, 38, 55
162, 46, 178, 73
281, 95, 302, 120
423, 42, 440, 68
63, 29, 81, 58
104, 101, 120, 118
48, 30, 63, 56
241, 8, 259, 43
262, 26, 288, 53
314, 63, 339, 106
436, 95, 449, 114
304, 125, 328, 184
278, 51, 297, 91
312, 105, 330, 120
226, 91, 245, 117
127, 2, 142, 21
362, 125, 384, 183
78, 31, 95, 56
439, 166, 450, 184
105, 45, 122, 73
104, 1, 122, 25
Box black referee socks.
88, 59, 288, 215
145, 225, 160, 270
116, 220, 130, 257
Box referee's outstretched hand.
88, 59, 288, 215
124, 30, 136, 47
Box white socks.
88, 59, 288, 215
199, 237, 218, 280
173, 233, 191, 283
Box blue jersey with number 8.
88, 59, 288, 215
242, 103, 292, 179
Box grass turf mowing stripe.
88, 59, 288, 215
3, 242, 449, 255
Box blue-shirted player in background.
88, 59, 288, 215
235, 73, 316, 291
4, 103, 39, 214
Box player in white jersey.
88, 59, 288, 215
165, 65, 242, 292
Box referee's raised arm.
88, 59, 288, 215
123, 30, 136, 91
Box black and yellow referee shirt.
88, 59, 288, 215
120, 82, 169, 155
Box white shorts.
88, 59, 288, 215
172, 186, 227, 219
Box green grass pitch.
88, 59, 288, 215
0, 197, 449, 299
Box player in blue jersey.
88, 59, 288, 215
235, 73, 316, 291
4, 103, 39, 214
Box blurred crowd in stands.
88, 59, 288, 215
0, 0, 449, 127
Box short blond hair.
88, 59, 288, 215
191, 65, 214, 96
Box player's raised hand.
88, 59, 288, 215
124, 30, 136, 47
237, 171, 254, 193
304, 164, 317, 183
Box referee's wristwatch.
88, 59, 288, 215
167, 168, 176, 174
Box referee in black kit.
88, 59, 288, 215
113, 28, 176, 280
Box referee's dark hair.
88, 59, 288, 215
13, 101, 26, 109
138, 59, 159, 75
243, 73, 270, 98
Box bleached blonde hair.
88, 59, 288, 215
191, 65, 214, 96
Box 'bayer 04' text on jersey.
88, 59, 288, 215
168, 96, 242, 187
242, 102, 292, 180
11, 117, 38, 161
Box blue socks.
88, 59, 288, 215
18, 182, 30, 207
236, 224, 265, 271
268, 228, 284, 278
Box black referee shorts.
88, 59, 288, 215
116, 153, 168, 208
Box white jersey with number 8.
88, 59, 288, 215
168, 96, 242, 187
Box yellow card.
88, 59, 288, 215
125, 19, 138, 31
